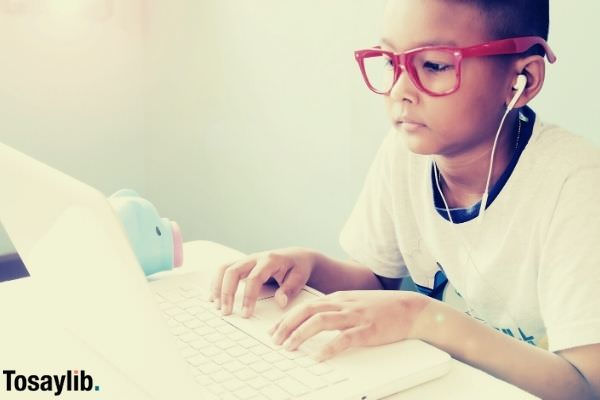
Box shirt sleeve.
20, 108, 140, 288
538, 166, 600, 352
339, 130, 409, 279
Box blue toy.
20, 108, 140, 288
108, 189, 183, 276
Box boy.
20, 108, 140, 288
210, 0, 600, 398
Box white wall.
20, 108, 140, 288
0, 0, 147, 254
143, 1, 389, 258
530, 1, 600, 141
1, 0, 598, 261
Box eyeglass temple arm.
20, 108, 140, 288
462, 36, 557, 63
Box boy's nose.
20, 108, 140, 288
389, 66, 419, 104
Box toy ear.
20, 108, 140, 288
110, 189, 140, 198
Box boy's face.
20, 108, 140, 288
382, 0, 514, 156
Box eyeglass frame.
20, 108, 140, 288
354, 36, 557, 97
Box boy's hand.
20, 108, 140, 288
209, 248, 316, 317
268, 290, 431, 361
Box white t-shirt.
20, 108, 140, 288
339, 109, 600, 352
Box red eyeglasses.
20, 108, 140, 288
354, 36, 557, 97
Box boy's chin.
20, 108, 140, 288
399, 131, 438, 156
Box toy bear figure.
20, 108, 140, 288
108, 189, 183, 276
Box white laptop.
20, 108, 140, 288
0, 142, 451, 400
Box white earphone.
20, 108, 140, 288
507, 74, 527, 111
431, 73, 529, 328
478, 73, 527, 222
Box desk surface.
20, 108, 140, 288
0, 240, 537, 399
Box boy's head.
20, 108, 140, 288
451, 0, 549, 42
377, 0, 552, 156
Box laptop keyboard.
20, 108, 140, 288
153, 284, 348, 400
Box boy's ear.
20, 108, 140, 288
508, 55, 546, 109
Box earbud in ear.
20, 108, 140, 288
513, 74, 527, 91
507, 74, 527, 110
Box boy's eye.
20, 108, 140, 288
383, 57, 394, 69
423, 61, 452, 72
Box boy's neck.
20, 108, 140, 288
434, 111, 520, 209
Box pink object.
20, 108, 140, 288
354, 36, 557, 97
171, 221, 184, 268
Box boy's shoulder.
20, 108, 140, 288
526, 117, 600, 175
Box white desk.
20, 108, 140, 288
0, 240, 537, 399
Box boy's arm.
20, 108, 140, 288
307, 252, 403, 292
413, 299, 600, 400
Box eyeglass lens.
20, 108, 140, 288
362, 50, 458, 95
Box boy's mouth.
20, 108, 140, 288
395, 118, 427, 132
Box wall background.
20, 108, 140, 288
1, 1, 598, 268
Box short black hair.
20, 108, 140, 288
450, 0, 550, 41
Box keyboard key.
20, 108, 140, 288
223, 360, 245, 373
193, 326, 214, 336
239, 337, 259, 348
184, 319, 205, 329
279, 349, 302, 360
179, 332, 200, 342
174, 313, 194, 323
182, 289, 206, 299
167, 319, 182, 328
205, 332, 224, 343
188, 354, 210, 366
233, 387, 259, 400
276, 377, 310, 397
308, 363, 333, 376
177, 298, 204, 309
190, 338, 211, 349
262, 384, 291, 400
229, 331, 247, 341
273, 359, 295, 372
323, 370, 348, 384
186, 306, 204, 315
227, 345, 246, 357
238, 353, 259, 365
159, 290, 185, 302
212, 352, 233, 365
210, 370, 234, 384
207, 383, 226, 395
288, 368, 328, 390
295, 356, 317, 367
262, 368, 286, 381
216, 324, 238, 335
171, 325, 189, 336
207, 318, 227, 328
215, 339, 236, 350
194, 374, 213, 386
200, 346, 221, 358
196, 362, 221, 375
249, 344, 271, 356
234, 368, 258, 381
262, 352, 285, 363
181, 347, 198, 359
247, 376, 270, 390
222, 378, 246, 392
250, 360, 271, 373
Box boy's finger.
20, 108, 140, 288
241, 259, 279, 317
220, 259, 255, 315
272, 301, 341, 346
209, 262, 232, 306
275, 268, 306, 308
284, 311, 355, 352
314, 326, 366, 362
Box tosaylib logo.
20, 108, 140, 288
2, 369, 100, 396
